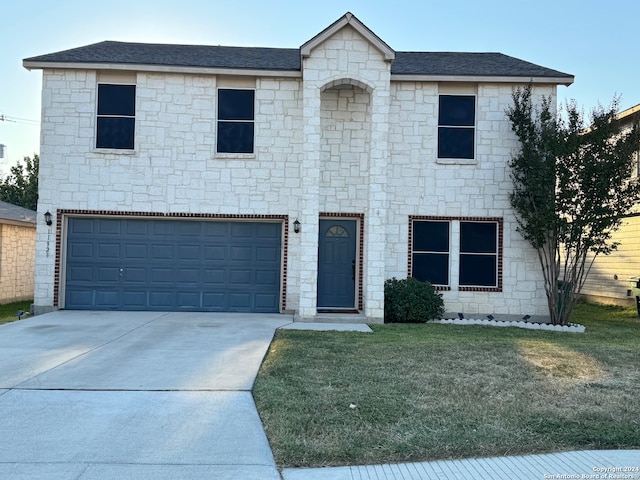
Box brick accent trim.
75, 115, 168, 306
53, 210, 289, 311
319, 212, 365, 311
408, 215, 503, 292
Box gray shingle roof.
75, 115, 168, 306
24, 41, 573, 80
0, 201, 36, 225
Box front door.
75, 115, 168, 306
317, 219, 357, 309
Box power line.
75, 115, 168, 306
0, 114, 39, 126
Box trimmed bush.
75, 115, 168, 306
384, 277, 444, 323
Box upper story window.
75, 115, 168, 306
96, 84, 136, 150
217, 89, 255, 154
438, 95, 475, 160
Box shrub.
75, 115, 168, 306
384, 277, 444, 323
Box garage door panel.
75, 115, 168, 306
203, 222, 228, 237
257, 246, 279, 262
202, 293, 226, 309
203, 269, 226, 284
151, 268, 174, 283
151, 244, 174, 260
177, 268, 200, 284
231, 223, 253, 238
229, 270, 252, 286
203, 246, 227, 261
99, 220, 121, 235
67, 265, 93, 282
97, 243, 120, 259
177, 244, 200, 260
149, 291, 174, 307
255, 294, 278, 310
69, 243, 93, 259
95, 290, 120, 309
177, 222, 202, 236
126, 221, 148, 235
229, 293, 251, 309
123, 291, 148, 308
152, 221, 175, 236
256, 270, 278, 286
257, 223, 280, 238
176, 292, 201, 308
70, 218, 94, 234
67, 290, 94, 307
65, 218, 282, 312
231, 246, 252, 261
97, 267, 120, 282
124, 268, 146, 282
125, 244, 147, 259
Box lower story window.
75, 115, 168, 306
410, 217, 502, 291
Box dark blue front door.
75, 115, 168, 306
64, 218, 282, 312
317, 219, 356, 309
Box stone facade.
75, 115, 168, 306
29, 14, 570, 321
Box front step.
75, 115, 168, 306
293, 311, 381, 324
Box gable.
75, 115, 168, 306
300, 12, 395, 62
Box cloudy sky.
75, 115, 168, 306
1, 0, 638, 172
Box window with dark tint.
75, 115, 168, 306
438, 95, 475, 159
96, 84, 135, 149
412, 221, 449, 285
459, 222, 497, 287
217, 89, 255, 153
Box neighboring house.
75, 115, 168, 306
580, 103, 640, 306
0, 201, 36, 304
23, 12, 574, 322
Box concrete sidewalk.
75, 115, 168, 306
282, 449, 640, 479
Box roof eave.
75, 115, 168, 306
616, 103, 640, 121
390, 74, 575, 86
23, 60, 302, 78
0, 218, 36, 228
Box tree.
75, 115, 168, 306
507, 85, 640, 325
0, 154, 39, 211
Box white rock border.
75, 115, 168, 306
430, 318, 585, 333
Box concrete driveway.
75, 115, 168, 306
0, 310, 292, 479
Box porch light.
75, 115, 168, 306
293, 219, 301, 234
44, 211, 52, 226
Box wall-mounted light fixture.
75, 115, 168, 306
44, 211, 53, 226
293, 219, 301, 234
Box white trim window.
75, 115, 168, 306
217, 88, 255, 154
410, 218, 501, 290
96, 83, 136, 150
437, 95, 475, 160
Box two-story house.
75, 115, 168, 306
23, 12, 573, 322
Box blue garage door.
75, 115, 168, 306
64, 218, 282, 312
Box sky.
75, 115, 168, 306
1, 0, 639, 174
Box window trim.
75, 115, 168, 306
459, 220, 499, 289
411, 220, 451, 288
95, 82, 136, 151
408, 216, 503, 292
437, 94, 476, 161
216, 88, 256, 155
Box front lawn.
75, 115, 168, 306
0, 300, 32, 325
253, 303, 640, 467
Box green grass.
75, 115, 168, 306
0, 300, 32, 325
253, 303, 640, 467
